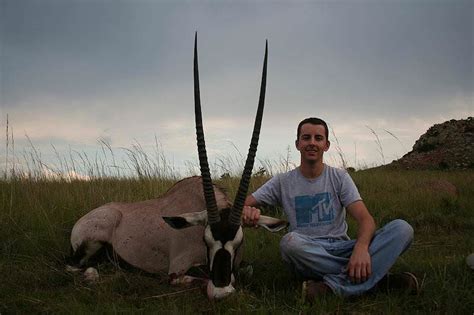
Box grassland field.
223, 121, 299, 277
0, 169, 473, 314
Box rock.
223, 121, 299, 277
467, 253, 474, 270
388, 117, 473, 170
424, 179, 458, 197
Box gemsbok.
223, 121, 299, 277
68, 34, 288, 300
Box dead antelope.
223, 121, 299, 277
68, 34, 288, 300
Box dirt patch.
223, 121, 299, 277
423, 179, 459, 198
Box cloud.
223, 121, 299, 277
2, 0, 472, 174
39, 166, 91, 181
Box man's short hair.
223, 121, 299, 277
297, 117, 329, 141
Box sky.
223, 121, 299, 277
1, 0, 473, 177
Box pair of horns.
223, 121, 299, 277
194, 33, 268, 226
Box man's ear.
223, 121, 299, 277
325, 140, 331, 152
163, 210, 208, 229
252, 215, 288, 232
295, 139, 300, 151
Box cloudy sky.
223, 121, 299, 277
1, 0, 473, 177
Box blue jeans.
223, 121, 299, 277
280, 219, 414, 296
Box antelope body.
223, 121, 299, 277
69, 34, 287, 299
70, 177, 230, 276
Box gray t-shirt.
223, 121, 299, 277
252, 164, 361, 240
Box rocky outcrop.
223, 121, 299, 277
388, 117, 473, 170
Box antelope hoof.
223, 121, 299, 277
84, 267, 99, 282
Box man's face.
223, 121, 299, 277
295, 123, 330, 163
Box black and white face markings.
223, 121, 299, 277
204, 209, 243, 288
199, 208, 244, 299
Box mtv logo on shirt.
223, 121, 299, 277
295, 193, 335, 227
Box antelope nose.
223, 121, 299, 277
207, 281, 235, 300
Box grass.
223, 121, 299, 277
1, 168, 473, 314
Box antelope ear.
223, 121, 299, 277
163, 210, 208, 229
255, 215, 289, 232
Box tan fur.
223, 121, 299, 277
70, 176, 231, 275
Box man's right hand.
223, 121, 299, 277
242, 206, 261, 227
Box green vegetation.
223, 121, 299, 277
1, 168, 473, 314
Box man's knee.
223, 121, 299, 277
280, 231, 313, 258
387, 219, 414, 243
280, 231, 326, 258
280, 232, 300, 256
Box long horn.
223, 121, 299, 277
229, 40, 268, 226
194, 33, 220, 224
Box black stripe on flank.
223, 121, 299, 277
163, 216, 191, 229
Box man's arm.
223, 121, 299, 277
245, 195, 259, 207
242, 175, 280, 226
242, 195, 261, 226
346, 200, 376, 283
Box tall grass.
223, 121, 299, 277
2, 115, 408, 181
2, 127, 296, 182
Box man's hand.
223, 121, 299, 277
345, 200, 375, 284
242, 206, 261, 227
347, 244, 372, 283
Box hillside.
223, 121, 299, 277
387, 117, 473, 170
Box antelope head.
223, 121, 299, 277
163, 34, 285, 300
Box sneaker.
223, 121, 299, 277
376, 272, 420, 295
302, 280, 332, 303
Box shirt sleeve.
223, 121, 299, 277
339, 172, 362, 207
251, 175, 281, 206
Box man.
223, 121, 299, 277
243, 117, 418, 302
